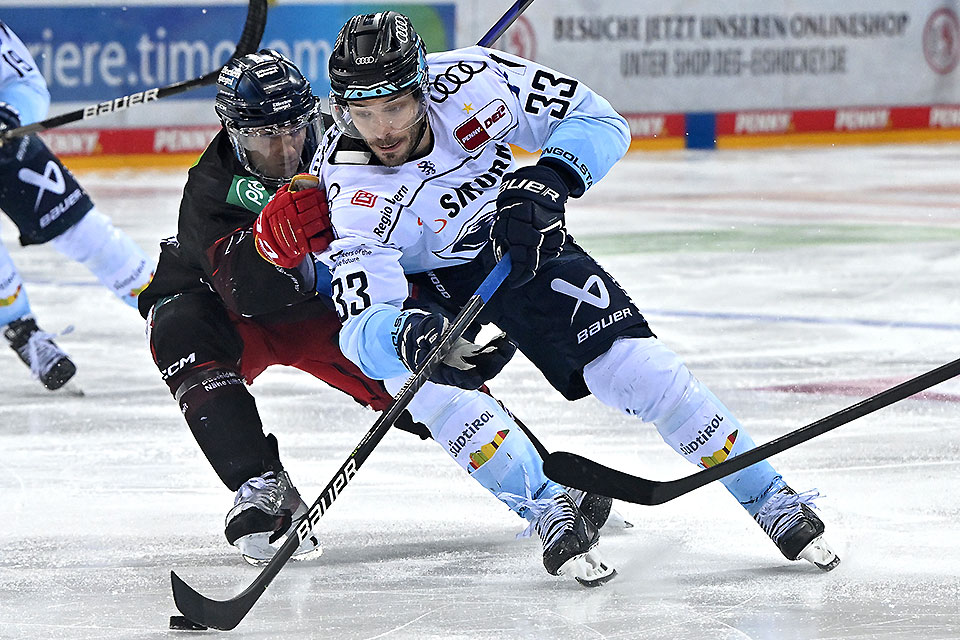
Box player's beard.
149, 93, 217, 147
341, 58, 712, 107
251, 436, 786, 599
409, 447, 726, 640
367, 120, 428, 167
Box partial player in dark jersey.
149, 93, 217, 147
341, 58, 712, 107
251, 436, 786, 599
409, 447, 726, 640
140, 50, 616, 567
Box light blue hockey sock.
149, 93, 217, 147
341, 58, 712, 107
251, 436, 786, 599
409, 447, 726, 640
0, 245, 31, 326
583, 337, 785, 517
51, 210, 154, 308
396, 380, 565, 523
432, 391, 565, 522
656, 383, 785, 516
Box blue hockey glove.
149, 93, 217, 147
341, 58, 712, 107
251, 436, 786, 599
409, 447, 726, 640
0, 102, 23, 163
490, 164, 569, 288
395, 310, 516, 389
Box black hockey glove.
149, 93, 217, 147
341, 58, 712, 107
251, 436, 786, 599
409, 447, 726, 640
0, 102, 23, 163
395, 310, 517, 389
490, 164, 569, 288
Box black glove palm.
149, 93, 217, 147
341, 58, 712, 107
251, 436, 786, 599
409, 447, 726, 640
490, 165, 569, 288
396, 310, 516, 389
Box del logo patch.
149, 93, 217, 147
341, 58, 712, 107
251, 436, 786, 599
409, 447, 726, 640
351, 190, 378, 207
454, 99, 512, 152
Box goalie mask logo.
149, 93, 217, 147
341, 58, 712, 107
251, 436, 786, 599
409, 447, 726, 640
19, 160, 67, 211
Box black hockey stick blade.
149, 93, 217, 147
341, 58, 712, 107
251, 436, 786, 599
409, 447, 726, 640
170, 257, 512, 630
0, 0, 267, 141
545, 356, 960, 505
171, 570, 258, 632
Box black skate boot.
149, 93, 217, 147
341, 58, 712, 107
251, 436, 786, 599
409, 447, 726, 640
565, 487, 633, 530
753, 485, 840, 571
225, 470, 322, 566
4, 316, 76, 390
535, 493, 617, 587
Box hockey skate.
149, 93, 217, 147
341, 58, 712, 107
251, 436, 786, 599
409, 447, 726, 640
224, 470, 322, 566
753, 485, 840, 571
565, 487, 633, 530
534, 493, 617, 587
4, 316, 76, 391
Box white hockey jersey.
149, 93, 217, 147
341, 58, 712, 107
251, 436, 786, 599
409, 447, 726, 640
0, 21, 51, 124
315, 47, 630, 379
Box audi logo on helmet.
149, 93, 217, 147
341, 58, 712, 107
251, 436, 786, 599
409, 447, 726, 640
356, 56, 375, 65
395, 16, 410, 43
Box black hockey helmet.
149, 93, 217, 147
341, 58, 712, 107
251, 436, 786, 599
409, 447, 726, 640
328, 12, 429, 139
215, 49, 322, 188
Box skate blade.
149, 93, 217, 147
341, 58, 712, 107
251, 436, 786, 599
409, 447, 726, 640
558, 549, 618, 587
798, 534, 840, 572
603, 507, 633, 530
58, 381, 85, 397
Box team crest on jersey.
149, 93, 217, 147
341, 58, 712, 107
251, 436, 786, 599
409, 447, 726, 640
351, 190, 377, 207
434, 207, 496, 260
454, 99, 513, 152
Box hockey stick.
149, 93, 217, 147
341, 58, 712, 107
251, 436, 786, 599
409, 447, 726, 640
0, 0, 267, 141
171, 257, 512, 630
543, 356, 960, 506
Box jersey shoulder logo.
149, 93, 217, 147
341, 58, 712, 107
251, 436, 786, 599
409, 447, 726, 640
226, 175, 270, 213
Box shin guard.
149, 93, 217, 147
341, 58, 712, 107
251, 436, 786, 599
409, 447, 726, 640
174, 367, 283, 491
385, 377, 564, 521
584, 337, 783, 515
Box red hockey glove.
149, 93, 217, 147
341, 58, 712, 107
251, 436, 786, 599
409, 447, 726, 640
254, 174, 333, 269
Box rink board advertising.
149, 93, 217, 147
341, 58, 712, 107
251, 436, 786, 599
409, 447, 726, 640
5, 3, 455, 102
11, 0, 960, 157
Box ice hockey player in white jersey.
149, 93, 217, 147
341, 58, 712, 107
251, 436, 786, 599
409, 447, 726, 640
0, 20, 155, 390
255, 12, 840, 581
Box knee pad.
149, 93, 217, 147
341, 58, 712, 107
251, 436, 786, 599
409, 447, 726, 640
583, 337, 694, 423
584, 337, 781, 511
148, 292, 243, 392
51, 209, 154, 307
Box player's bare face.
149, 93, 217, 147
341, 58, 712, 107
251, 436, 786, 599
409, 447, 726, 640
242, 128, 307, 181
350, 93, 428, 166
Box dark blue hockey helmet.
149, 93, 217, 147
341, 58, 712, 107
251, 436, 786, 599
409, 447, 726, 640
215, 49, 322, 187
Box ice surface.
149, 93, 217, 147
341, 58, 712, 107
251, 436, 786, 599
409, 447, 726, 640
2, 144, 959, 639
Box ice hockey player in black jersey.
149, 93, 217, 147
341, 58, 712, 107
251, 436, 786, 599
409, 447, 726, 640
253, 12, 841, 580
139, 49, 617, 576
